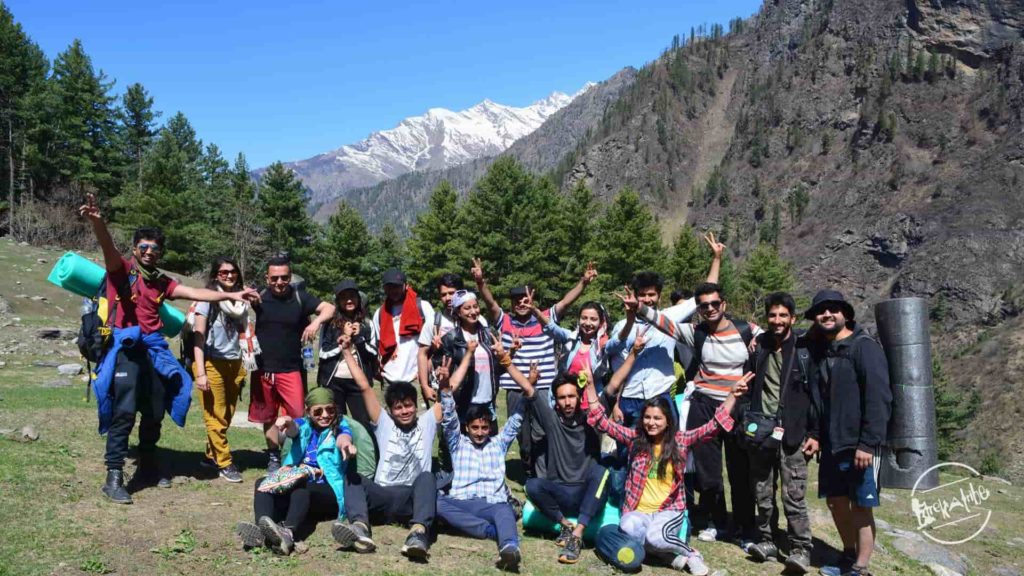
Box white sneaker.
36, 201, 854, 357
687, 554, 710, 576
697, 527, 718, 542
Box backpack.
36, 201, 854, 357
77, 266, 138, 364
684, 316, 754, 383
179, 302, 221, 377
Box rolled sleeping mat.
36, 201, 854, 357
521, 499, 622, 545
48, 251, 186, 338
594, 524, 645, 572
874, 297, 938, 490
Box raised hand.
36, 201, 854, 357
337, 333, 352, 349
510, 331, 523, 353
614, 285, 639, 312
344, 321, 360, 337
237, 286, 262, 304
528, 361, 540, 385
466, 338, 479, 356
490, 337, 506, 358
704, 231, 726, 259
732, 371, 754, 398
471, 257, 485, 284
524, 286, 535, 309
581, 261, 598, 285
78, 192, 102, 221
274, 415, 292, 434
631, 332, 648, 354
435, 356, 453, 389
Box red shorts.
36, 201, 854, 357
248, 370, 306, 423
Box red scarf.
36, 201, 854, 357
378, 288, 424, 363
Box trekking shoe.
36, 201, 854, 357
266, 451, 282, 475
219, 464, 243, 483
498, 543, 521, 570
739, 538, 757, 554
749, 541, 780, 562
101, 469, 133, 504
236, 521, 266, 549
784, 548, 811, 574
258, 516, 294, 556
293, 541, 309, 555
199, 457, 218, 470
332, 520, 376, 553
134, 456, 172, 489
820, 550, 857, 576
507, 494, 523, 520
400, 524, 430, 560
839, 567, 871, 576
558, 535, 581, 564
696, 527, 718, 542
555, 524, 574, 547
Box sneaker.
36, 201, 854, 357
820, 550, 857, 576
785, 549, 811, 574
749, 541, 779, 562
332, 520, 376, 553
696, 527, 718, 542
219, 464, 243, 483
236, 521, 266, 549
498, 543, 521, 570
558, 535, 581, 564
101, 469, 133, 504
840, 567, 871, 576
739, 539, 757, 554
555, 524, 574, 548
400, 525, 430, 560
258, 516, 294, 555
686, 553, 710, 576
266, 451, 282, 475
199, 457, 218, 470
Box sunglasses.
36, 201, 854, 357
217, 269, 238, 277
816, 304, 845, 315
698, 300, 723, 310
310, 405, 337, 418
268, 274, 291, 283
137, 243, 162, 254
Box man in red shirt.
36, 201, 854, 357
79, 194, 259, 504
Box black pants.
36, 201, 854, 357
253, 480, 339, 541
687, 392, 755, 538
326, 376, 371, 428
506, 389, 546, 479
525, 464, 609, 527
104, 346, 165, 470
344, 471, 436, 528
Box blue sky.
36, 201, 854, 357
10, 0, 761, 168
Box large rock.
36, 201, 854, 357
36, 328, 75, 340
892, 536, 968, 575
926, 564, 963, 576
57, 363, 83, 376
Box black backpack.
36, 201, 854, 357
684, 316, 755, 382
179, 302, 222, 378
77, 267, 138, 364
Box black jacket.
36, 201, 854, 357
744, 330, 818, 450
317, 317, 377, 387
810, 325, 892, 454
439, 323, 501, 419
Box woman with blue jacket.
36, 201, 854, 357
236, 386, 356, 555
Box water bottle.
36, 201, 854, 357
302, 345, 315, 371
80, 297, 95, 317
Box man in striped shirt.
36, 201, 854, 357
471, 258, 597, 478
637, 281, 762, 548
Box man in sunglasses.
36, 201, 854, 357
634, 280, 761, 549
804, 290, 891, 576
78, 193, 260, 504
251, 255, 336, 474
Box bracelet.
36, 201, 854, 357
498, 353, 513, 367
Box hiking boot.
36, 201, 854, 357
498, 543, 521, 571
219, 464, 243, 483
134, 455, 172, 489
266, 451, 282, 475
400, 524, 430, 560
558, 535, 582, 564
839, 567, 871, 576
696, 527, 718, 542
332, 520, 376, 553
236, 521, 265, 549
820, 550, 857, 576
555, 524, 574, 548
101, 470, 133, 504
258, 516, 294, 555
749, 541, 780, 562
739, 538, 757, 554
784, 549, 811, 574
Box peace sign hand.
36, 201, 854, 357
704, 231, 726, 258
581, 261, 598, 285
614, 285, 639, 312
471, 258, 485, 284
435, 356, 453, 389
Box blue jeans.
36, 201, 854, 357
525, 464, 608, 527
437, 495, 519, 549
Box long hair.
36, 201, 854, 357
631, 396, 683, 480
205, 256, 244, 291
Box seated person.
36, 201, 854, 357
583, 361, 752, 575
236, 387, 355, 555
523, 369, 609, 564
331, 332, 448, 560
436, 338, 535, 571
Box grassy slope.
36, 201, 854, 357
0, 238, 1016, 576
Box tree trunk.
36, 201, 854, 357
8, 119, 15, 239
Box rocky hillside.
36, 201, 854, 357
313, 68, 637, 230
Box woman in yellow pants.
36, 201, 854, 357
192, 257, 255, 482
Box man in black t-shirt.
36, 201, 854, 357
250, 255, 335, 472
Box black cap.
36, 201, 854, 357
334, 279, 359, 295
804, 289, 856, 321
382, 268, 406, 286
509, 286, 529, 298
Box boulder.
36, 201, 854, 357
42, 378, 73, 389
19, 426, 39, 441
57, 363, 83, 376
892, 536, 968, 575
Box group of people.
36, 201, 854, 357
77, 193, 893, 576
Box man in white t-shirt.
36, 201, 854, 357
416, 273, 463, 404
372, 269, 434, 391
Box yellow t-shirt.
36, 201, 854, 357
636, 446, 674, 513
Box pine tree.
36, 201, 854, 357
406, 180, 463, 291
305, 201, 375, 298
933, 357, 979, 460
257, 161, 315, 265
228, 153, 266, 277
736, 244, 796, 316
666, 224, 710, 295
119, 82, 158, 195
